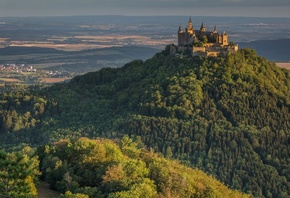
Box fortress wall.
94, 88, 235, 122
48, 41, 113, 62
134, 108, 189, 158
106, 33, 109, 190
206, 51, 219, 57
193, 47, 205, 52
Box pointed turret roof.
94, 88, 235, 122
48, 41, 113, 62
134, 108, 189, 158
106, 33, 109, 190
178, 25, 183, 33
187, 16, 193, 31
200, 22, 206, 32
213, 25, 217, 33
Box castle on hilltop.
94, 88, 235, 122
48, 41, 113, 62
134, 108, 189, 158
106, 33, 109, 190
172, 17, 238, 57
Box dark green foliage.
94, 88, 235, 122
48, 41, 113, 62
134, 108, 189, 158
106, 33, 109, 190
1, 48, 290, 197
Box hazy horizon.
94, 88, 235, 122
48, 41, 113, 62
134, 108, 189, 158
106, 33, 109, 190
0, 0, 289, 18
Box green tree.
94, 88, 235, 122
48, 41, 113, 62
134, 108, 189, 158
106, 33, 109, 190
0, 151, 40, 197
59, 191, 89, 198
107, 178, 157, 198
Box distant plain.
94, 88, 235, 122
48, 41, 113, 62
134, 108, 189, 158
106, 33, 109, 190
0, 16, 289, 76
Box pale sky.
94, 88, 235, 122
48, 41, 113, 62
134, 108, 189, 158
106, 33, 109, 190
0, 0, 289, 18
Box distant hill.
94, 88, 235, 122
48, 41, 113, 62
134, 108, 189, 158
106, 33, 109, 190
1, 48, 290, 197
0, 46, 64, 55
80, 46, 160, 61
0, 46, 159, 72
0, 46, 158, 60
239, 39, 290, 62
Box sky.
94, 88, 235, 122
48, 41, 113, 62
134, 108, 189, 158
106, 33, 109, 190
0, 0, 289, 18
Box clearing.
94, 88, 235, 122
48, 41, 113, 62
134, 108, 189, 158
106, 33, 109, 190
37, 182, 60, 198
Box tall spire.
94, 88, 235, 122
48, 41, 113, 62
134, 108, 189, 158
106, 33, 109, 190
187, 16, 193, 33
213, 25, 217, 33
200, 22, 206, 32
178, 25, 183, 33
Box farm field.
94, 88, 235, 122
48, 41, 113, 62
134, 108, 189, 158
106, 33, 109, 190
0, 16, 290, 87
39, 78, 71, 84
276, 62, 290, 70
0, 77, 22, 83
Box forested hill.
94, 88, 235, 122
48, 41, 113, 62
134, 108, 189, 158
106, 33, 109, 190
1, 48, 290, 197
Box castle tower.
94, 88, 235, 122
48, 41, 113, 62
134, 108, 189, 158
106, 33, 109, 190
200, 22, 206, 32
178, 25, 185, 46
213, 25, 217, 34
178, 25, 183, 34
218, 31, 228, 46
188, 17, 192, 28
222, 32, 228, 45
187, 17, 194, 34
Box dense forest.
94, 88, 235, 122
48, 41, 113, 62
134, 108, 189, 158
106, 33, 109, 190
40, 137, 248, 197
0, 137, 247, 197
1, 47, 290, 197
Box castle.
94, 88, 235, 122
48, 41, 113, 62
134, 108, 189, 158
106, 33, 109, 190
173, 17, 238, 57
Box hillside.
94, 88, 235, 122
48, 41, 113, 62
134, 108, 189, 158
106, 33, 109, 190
1, 48, 290, 197
36, 137, 248, 197
1, 137, 246, 197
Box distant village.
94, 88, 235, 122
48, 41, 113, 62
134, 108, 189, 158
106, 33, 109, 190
0, 63, 69, 77
171, 17, 238, 57
0, 64, 37, 73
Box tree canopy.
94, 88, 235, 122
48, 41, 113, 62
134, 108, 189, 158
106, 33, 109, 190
0, 149, 40, 197
0, 48, 290, 197
38, 137, 248, 197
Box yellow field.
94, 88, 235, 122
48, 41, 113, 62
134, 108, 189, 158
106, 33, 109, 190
7, 34, 174, 51
276, 63, 290, 70
75, 35, 174, 47
9, 43, 116, 51
0, 38, 8, 41
0, 78, 22, 83
39, 78, 71, 83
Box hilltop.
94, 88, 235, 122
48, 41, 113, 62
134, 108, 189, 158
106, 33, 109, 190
1, 48, 290, 197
